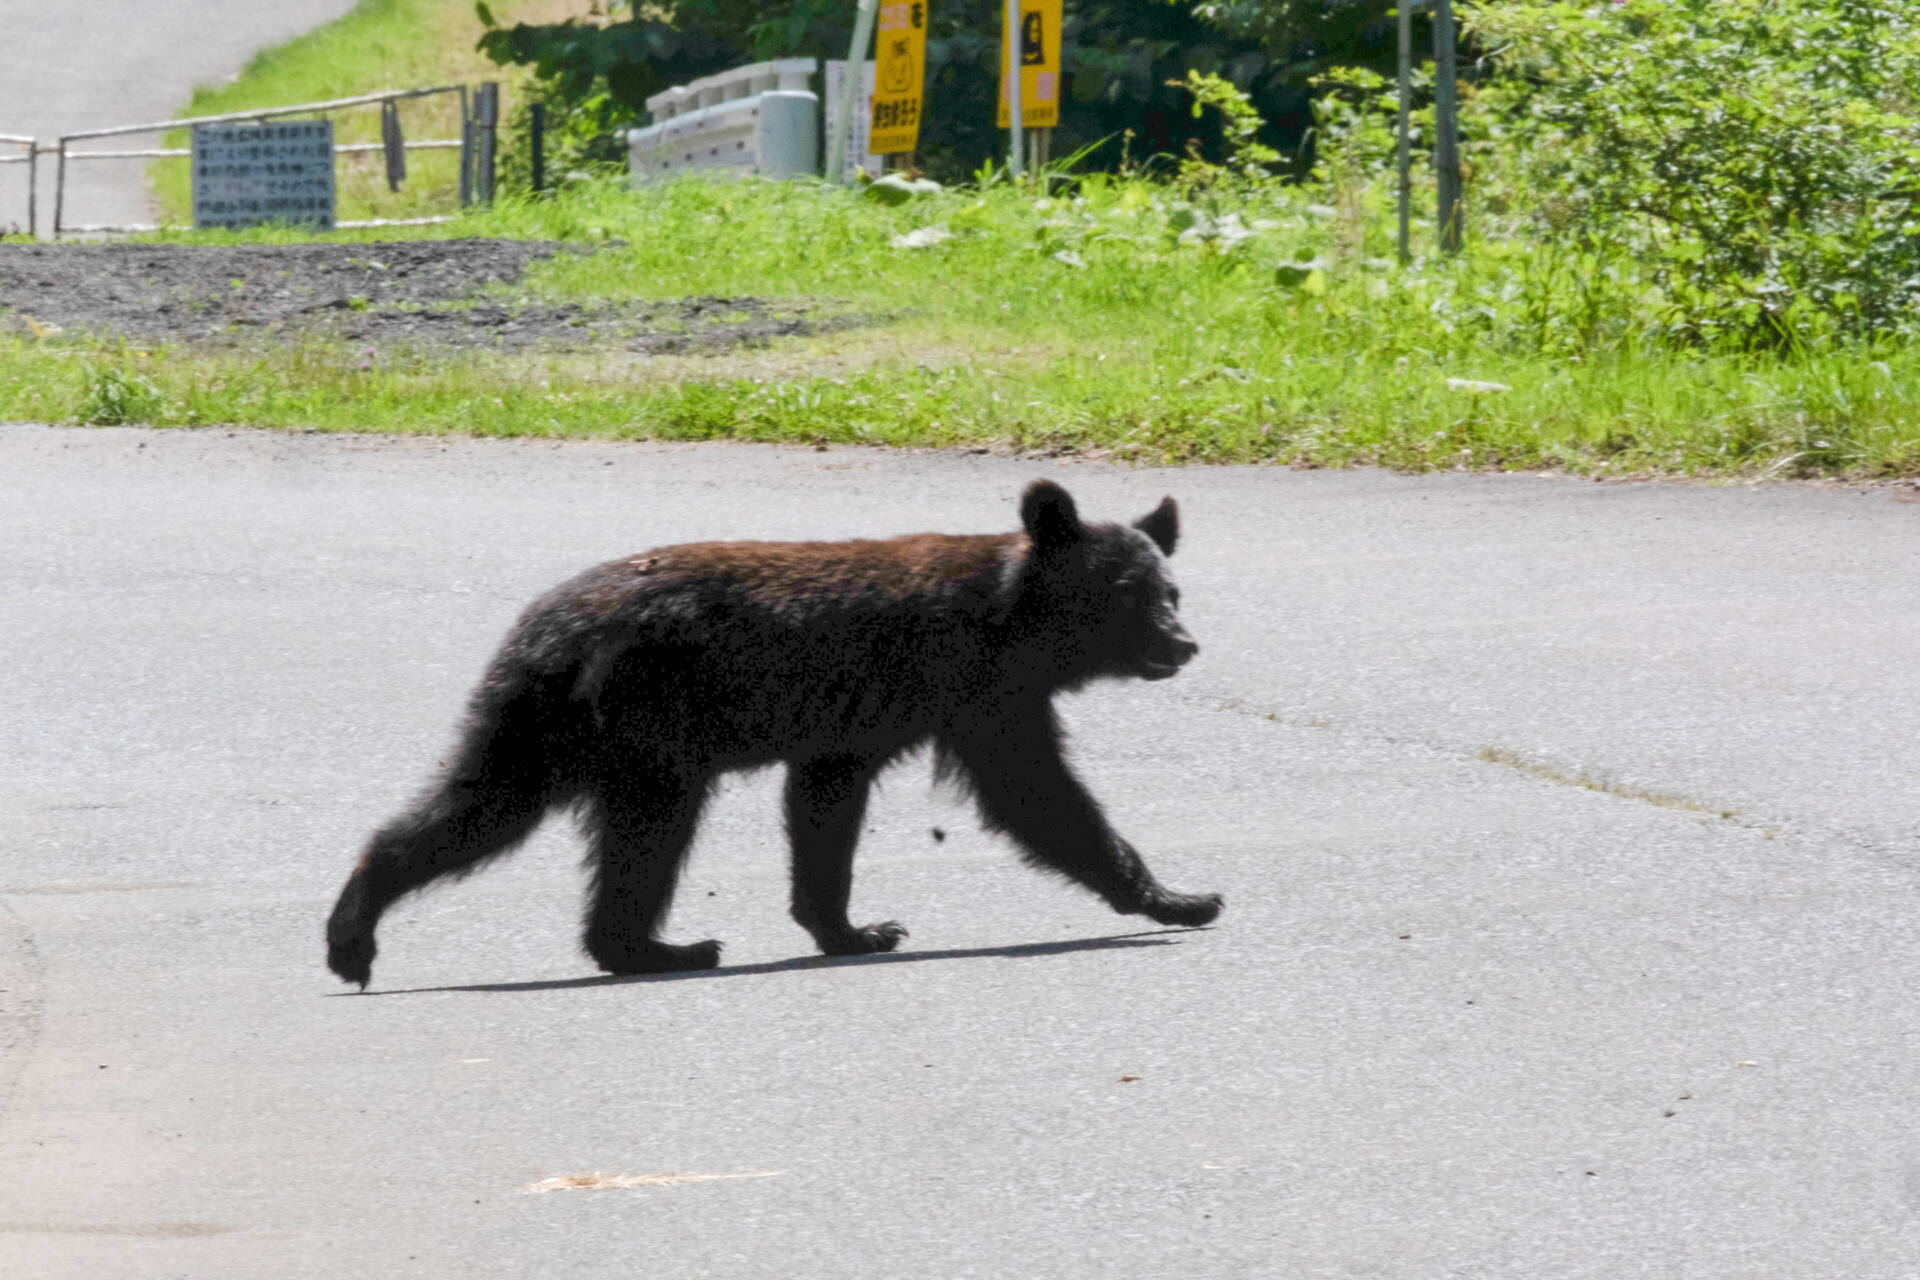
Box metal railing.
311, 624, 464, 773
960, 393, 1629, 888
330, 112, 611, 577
0, 134, 34, 233
44, 83, 496, 236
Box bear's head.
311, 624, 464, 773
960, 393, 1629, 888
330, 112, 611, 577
1015, 480, 1198, 686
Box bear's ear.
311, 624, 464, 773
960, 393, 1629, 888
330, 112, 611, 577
1020, 480, 1083, 553
1133, 496, 1179, 556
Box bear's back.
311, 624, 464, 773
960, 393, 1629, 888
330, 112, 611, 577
546, 531, 1029, 766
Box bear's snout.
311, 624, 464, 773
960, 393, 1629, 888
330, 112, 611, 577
1138, 627, 1198, 680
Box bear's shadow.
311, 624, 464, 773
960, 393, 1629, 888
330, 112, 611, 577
343, 928, 1204, 997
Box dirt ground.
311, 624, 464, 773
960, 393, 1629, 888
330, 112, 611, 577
0, 239, 837, 354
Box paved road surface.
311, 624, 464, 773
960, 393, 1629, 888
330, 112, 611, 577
2, 426, 1918, 1276
0, 0, 356, 233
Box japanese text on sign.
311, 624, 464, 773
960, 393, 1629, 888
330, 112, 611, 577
997, 0, 1061, 129
870, 2, 928, 155
192, 121, 336, 231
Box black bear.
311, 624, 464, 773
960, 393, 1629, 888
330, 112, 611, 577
326, 480, 1221, 988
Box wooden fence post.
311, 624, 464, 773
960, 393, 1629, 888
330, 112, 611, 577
530, 102, 545, 195
473, 82, 498, 204
380, 99, 406, 192
458, 85, 472, 207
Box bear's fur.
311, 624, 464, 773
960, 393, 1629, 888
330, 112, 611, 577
326, 480, 1220, 987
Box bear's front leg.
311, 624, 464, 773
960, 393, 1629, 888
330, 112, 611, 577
1110, 837, 1224, 927
946, 715, 1224, 929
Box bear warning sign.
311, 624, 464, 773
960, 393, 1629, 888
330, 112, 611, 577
997, 0, 1061, 129
869, 2, 928, 155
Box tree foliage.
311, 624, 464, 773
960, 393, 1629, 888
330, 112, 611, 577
1184, 0, 1397, 76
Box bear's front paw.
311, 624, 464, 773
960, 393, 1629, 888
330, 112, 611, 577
1140, 891, 1223, 928
816, 920, 909, 957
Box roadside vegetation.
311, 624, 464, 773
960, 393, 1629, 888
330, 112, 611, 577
0, 0, 1914, 480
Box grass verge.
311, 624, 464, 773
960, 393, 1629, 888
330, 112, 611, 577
7, 173, 1919, 478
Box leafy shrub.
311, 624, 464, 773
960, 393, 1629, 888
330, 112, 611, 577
1167, 69, 1287, 190
1469, 0, 1920, 345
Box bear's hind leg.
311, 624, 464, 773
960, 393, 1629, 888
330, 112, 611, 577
327, 774, 552, 988
785, 756, 907, 956
581, 768, 723, 975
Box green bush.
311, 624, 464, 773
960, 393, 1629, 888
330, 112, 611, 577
1468, 0, 1920, 346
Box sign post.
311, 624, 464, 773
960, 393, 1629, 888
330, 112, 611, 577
1432, 0, 1463, 252
1003, 0, 1022, 178
869, 2, 928, 159
828, 0, 881, 183
1397, 0, 1416, 263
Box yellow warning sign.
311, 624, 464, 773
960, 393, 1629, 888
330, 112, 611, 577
997, 0, 1061, 129
870, 2, 928, 155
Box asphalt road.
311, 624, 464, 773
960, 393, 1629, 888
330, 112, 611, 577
2, 426, 1918, 1277
0, 0, 357, 233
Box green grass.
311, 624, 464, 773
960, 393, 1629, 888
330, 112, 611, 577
7, 172, 1918, 478
1, 0, 1913, 477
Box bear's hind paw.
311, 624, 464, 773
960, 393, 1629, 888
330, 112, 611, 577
327, 934, 377, 990
591, 937, 724, 976
816, 920, 909, 957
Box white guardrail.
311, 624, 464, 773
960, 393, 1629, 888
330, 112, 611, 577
624, 59, 820, 182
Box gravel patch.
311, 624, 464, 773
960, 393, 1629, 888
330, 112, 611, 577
0, 239, 838, 353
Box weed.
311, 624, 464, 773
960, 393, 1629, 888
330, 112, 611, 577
79, 366, 165, 426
